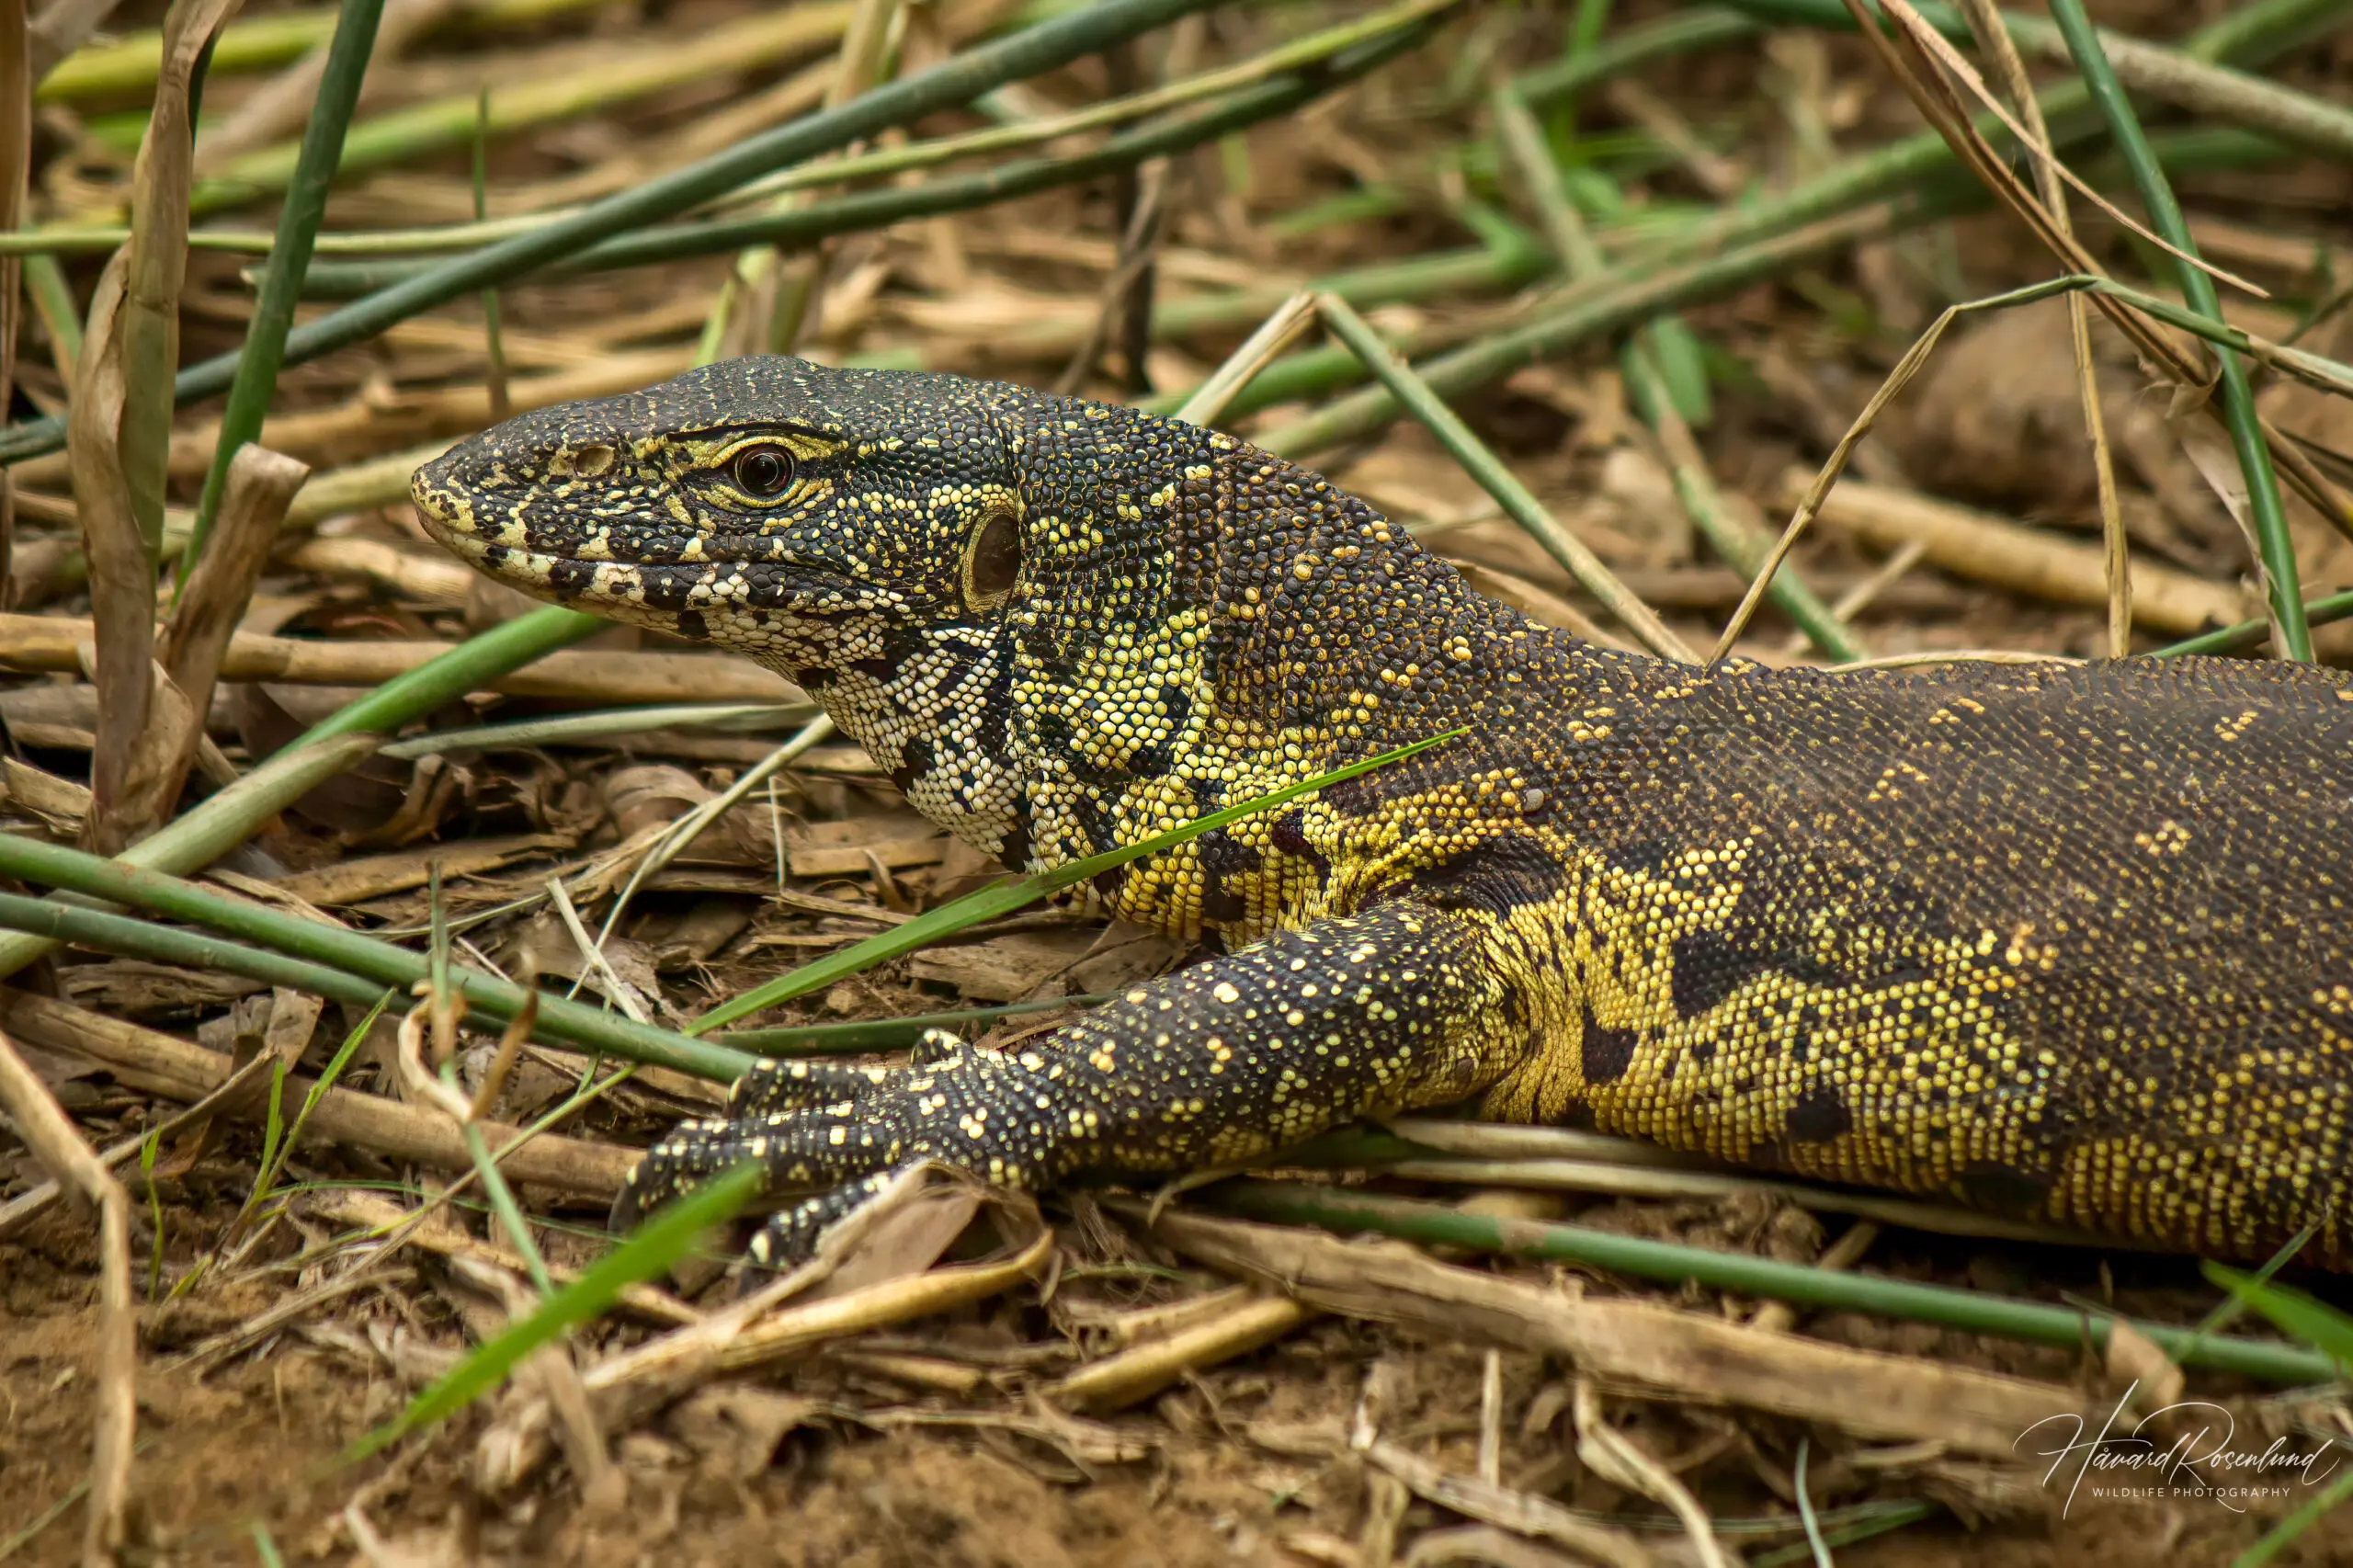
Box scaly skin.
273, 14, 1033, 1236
411, 357, 2353, 1268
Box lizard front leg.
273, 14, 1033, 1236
614, 896, 1527, 1267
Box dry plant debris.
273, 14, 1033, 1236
2, 1, 2353, 1565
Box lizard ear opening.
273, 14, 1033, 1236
961, 505, 1023, 612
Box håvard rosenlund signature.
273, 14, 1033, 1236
2016, 1382, 2346, 1517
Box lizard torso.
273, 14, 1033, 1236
414, 358, 2353, 1267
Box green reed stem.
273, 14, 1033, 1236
179, 0, 383, 581
0, 832, 755, 1079
1206, 1181, 2338, 1385
2043, 0, 2309, 658
1245, 120, 2291, 456
1313, 291, 1698, 663
285, 17, 1438, 300
2154, 589, 2353, 658
37, 0, 614, 104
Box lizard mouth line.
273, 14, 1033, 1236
426, 520, 894, 610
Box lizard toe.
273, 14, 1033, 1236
608, 1112, 749, 1232
741, 1170, 910, 1273
724, 1056, 899, 1119
907, 1027, 966, 1068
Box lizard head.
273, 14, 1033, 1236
409, 356, 1033, 669
411, 356, 1233, 878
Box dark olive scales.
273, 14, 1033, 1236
413, 357, 2353, 1268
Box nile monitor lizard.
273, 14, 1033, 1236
410, 357, 2353, 1269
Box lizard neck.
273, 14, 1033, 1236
787, 393, 1600, 945
989, 404, 1573, 937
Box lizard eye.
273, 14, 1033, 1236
730, 444, 795, 497
961, 507, 1022, 612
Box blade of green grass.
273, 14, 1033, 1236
337, 1161, 763, 1466
2084, 1219, 2321, 1384
0, 0, 1234, 465
177, 0, 382, 582
418, 866, 551, 1290
1754, 1500, 1938, 1568
239, 991, 384, 1225
1792, 1437, 1835, 1568
253, 1062, 288, 1217
426, 867, 551, 1293
2203, 1264, 2353, 1375
138, 1126, 165, 1298
20, 252, 78, 372
2233, 1467, 2353, 1567
2200, 1263, 2353, 1562
691, 727, 1467, 1033
1640, 314, 1714, 428
461, 1119, 553, 1296
2044, 0, 2309, 659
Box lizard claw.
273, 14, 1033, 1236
610, 1031, 1065, 1267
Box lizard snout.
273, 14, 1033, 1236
407, 404, 672, 562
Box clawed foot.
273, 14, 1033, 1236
609, 1031, 1075, 1269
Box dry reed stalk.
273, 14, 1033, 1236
0, 1023, 134, 1567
